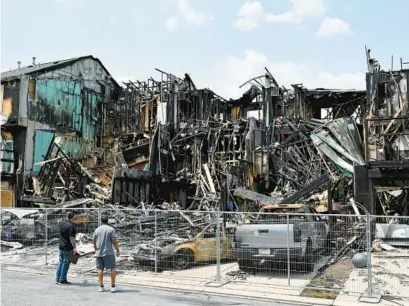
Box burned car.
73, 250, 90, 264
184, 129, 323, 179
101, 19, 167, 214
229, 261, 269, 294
1, 209, 41, 243
133, 222, 233, 270
1, 199, 100, 245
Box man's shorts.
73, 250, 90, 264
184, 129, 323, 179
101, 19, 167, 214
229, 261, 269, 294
96, 255, 116, 270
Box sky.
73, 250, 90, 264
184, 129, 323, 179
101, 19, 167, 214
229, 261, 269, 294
1, 0, 409, 99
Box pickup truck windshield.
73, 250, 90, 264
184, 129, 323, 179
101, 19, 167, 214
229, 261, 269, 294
256, 208, 308, 223
255, 206, 323, 223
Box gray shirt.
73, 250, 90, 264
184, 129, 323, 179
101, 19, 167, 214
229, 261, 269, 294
92, 224, 117, 257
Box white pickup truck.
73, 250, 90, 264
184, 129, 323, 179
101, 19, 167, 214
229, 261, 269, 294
232, 204, 329, 272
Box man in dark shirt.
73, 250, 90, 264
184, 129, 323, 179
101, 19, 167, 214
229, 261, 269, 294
56, 212, 77, 285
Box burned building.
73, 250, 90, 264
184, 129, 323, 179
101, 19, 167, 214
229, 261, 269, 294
358, 49, 409, 216
1, 56, 121, 206
113, 70, 252, 208
112, 67, 368, 213
1, 53, 384, 216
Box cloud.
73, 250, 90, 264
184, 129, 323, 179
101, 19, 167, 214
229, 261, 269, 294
266, 0, 326, 23
177, 0, 213, 25
165, 17, 180, 32
233, 0, 326, 31
116, 50, 364, 101
165, 0, 213, 31
316, 17, 352, 37
233, 1, 266, 31
199, 50, 365, 99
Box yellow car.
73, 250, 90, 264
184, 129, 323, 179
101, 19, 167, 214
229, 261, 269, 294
134, 223, 233, 270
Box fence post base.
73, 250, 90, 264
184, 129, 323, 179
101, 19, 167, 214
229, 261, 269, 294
358, 294, 381, 304
286, 214, 291, 286
366, 213, 373, 298
205, 210, 230, 288
216, 209, 221, 282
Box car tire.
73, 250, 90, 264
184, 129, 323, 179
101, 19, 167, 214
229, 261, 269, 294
172, 249, 194, 270
323, 234, 331, 255
238, 259, 254, 273
300, 240, 314, 273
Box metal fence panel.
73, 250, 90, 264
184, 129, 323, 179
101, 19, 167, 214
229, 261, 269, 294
365, 215, 409, 298
129, 209, 220, 281
47, 208, 100, 273
219, 211, 370, 298
2, 207, 409, 299
1, 207, 48, 267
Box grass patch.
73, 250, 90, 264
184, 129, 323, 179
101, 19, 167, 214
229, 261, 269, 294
301, 258, 354, 300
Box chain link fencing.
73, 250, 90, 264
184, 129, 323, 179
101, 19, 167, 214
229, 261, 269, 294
123, 209, 222, 281
1, 207, 407, 299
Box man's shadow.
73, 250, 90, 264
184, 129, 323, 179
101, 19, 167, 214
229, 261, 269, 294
75, 280, 140, 293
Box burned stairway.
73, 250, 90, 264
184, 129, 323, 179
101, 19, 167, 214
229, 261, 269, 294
38, 137, 78, 201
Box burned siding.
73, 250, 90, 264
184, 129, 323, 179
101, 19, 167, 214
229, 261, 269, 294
112, 169, 160, 205
28, 80, 82, 132
38, 57, 116, 97
2, 80, 20, 125
0, 56, 122, 207
82, 89, 101, 139
28, 79, 101, 141
32, 130, 54, 174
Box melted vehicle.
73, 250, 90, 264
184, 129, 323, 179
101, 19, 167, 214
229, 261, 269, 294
1, 204, 99, 244
133, 222, 232, 270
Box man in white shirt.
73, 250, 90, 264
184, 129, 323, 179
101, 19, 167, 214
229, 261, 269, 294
93, 214, 120, 293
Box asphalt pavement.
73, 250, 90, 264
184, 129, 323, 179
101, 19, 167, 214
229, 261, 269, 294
1, 270, 300, 306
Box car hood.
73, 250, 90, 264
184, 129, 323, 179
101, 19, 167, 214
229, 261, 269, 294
2, 209, 40, 219
137, 237, 191, 251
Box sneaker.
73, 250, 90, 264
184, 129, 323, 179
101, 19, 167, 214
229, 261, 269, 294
99, 286, 104, 292
55, 280, 60, 285
110, 286, 119, 293
59, 280, 72, 285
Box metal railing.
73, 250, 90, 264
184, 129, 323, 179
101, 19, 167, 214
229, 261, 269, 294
1, 207, 406, 299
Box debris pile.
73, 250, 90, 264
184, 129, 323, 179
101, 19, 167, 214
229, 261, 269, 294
17, 65, 369, 217
3, 48, 409, 298
2, 66, 372, 274
1, 198, 229, 251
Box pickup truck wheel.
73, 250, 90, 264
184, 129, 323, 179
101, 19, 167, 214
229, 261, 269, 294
301, 241, 314, 273
238, 260, 254, 273
323, 234, 331, 255
172, 249, 194, 270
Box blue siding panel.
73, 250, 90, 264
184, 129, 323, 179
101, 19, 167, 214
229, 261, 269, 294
32, 130, 54, 174
55, 135, 91, 159
29, 80, 98, 141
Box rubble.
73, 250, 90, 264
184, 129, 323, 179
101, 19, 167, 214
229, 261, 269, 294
372, 239, 397, 252
1, 64, 370, 277
0, 198, 226, 256
2, 48, 409, 302
11, 65, 369, 217
1, 241, 23, 250
226, 270, 248, 280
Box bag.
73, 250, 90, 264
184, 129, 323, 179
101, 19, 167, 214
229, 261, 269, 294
68, 251, 80, 264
